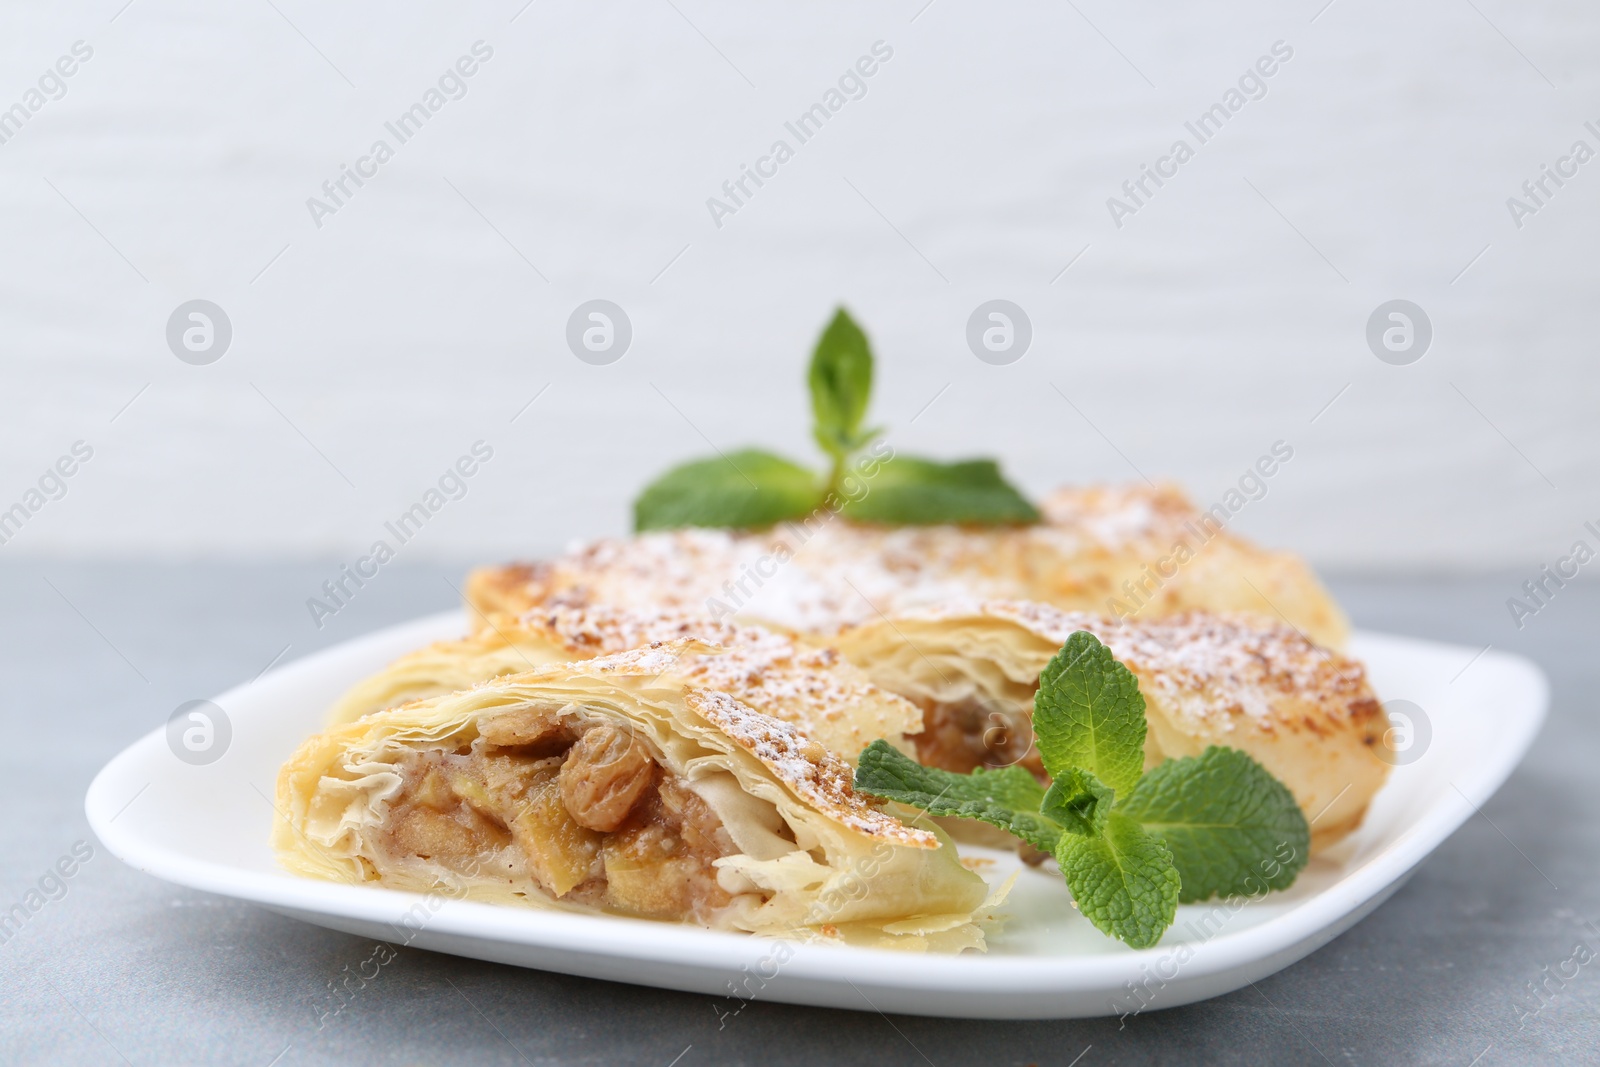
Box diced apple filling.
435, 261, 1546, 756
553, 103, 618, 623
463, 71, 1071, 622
380, 713, 743, 923
911, 695, 1045, 780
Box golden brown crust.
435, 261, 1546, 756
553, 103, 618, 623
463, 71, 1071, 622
516, 603, 752, 656
912, 600, 1376, 742
329, 604, 923, 757
464, 562, 545, 621
463, 482, 1348, 648
530, 608, 921, 761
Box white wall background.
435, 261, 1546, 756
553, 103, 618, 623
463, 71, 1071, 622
1, 0, 1595, 569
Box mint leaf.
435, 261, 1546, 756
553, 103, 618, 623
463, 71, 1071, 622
1041, 768, 1114, 837
839, 456, 1039, 525
1055, 811, 1180, 949
633, 449, 820, 531
853, 739, 1062, 854
1032, 631, 1147, 796
809, 308, 876, 460
1117, 746, 1310, 903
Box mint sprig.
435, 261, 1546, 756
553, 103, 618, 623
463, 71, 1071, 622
854, 632, 1310, 949
633, 308, 1038, 531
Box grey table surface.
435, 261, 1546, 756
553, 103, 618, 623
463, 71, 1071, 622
2, 563, 1595, 1066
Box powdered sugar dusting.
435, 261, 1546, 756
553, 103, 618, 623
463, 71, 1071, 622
471, 483, 1222, 635
1037, 482, 1196, 550
529, 640, 698, 679
684, 688, 937, 849
513, 604, 922, 752
519, 603, 760, 656
875, 599, 1376, 735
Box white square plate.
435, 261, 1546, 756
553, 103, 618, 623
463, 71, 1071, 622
86, 612, 1547, 1019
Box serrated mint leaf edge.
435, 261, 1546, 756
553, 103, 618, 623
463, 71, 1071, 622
1118, 746, 1311, 903
1055, 810, 1180, 950
1032, 631, 1148, 797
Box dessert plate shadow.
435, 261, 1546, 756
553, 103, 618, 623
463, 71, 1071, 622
86, 611, 1547, 1019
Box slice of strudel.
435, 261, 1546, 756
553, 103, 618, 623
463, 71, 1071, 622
466, 483, 1349, 649
276, 642, 991, 948
829, 601, 1390, 848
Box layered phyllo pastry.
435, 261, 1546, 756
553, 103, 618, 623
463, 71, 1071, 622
276, 643, 993, 948
321, 600, 1385, 850
325, 605, 919, 761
